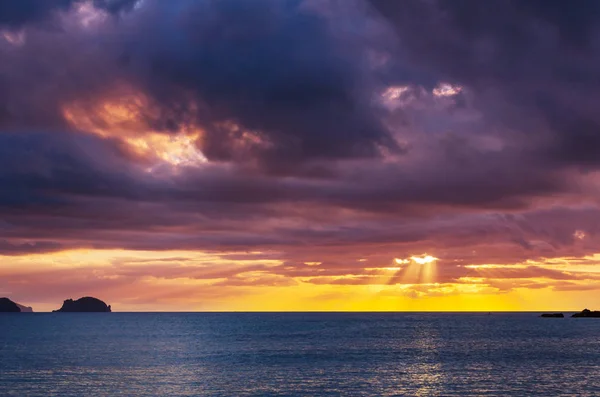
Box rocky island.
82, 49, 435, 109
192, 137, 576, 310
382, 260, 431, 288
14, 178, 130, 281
53, 297, 112, 312
540, 313, 564, 318
571, 309, 600, 318
0, 297, 21, 312
16, 303, 34, 312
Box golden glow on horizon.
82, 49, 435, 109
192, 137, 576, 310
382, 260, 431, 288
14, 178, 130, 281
2, 249, 600, 312
0, 248, 283, 270
463, 263, 528, 269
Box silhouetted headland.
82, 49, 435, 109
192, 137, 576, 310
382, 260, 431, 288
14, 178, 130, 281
15, 303, 34, 312
540, 313, 564, 318
53, 297, 112, 312
571, 309, 600, 318
0, 298, 21, 312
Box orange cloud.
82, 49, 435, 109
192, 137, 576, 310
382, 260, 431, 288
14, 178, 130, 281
62, 86, 207, 169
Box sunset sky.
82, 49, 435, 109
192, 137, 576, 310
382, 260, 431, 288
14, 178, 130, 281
2, 0, 600, 312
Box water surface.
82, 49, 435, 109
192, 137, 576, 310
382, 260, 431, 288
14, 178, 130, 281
1, 313, 599, 396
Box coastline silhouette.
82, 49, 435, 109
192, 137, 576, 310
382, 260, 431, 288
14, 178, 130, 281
53, 297, 112, 312
0, 298, 21, 312
572, 309, 600, 318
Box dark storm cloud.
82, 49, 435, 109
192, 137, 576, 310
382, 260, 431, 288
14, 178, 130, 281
0, 0, 74, 27
0, 240, 64, 255
1, 0, 600, 277
0, 127, 586, 259
0, 131, 146, 209
3, 0, 600, 175
0, 0, 403, 173
92, 0, 139, 14
0, 129, 562, 230
0, 0, 138, 27
370, 0, 600, 167
117, 0, 400, 167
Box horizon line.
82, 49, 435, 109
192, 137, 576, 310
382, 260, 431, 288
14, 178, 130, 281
6, 310, 589, 313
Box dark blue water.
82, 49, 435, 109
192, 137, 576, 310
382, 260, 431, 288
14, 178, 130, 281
1, 313, 599, 396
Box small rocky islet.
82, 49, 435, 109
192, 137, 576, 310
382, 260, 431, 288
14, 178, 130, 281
540, 313, 564, 318
571, 308, 600, 318
53, 297, 111, 312
540, 309, 600, 318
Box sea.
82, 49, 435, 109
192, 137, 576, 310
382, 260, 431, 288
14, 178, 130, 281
1, 312, 599, 396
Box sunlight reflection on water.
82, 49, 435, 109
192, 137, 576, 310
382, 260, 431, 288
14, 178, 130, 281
1, 313, 600, 396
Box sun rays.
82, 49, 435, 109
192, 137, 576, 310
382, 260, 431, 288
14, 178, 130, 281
387, 254, 439, 285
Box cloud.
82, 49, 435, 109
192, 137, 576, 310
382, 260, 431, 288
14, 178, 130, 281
0, 131, 145, 207
2, 0, 600, 308
0, 0, 79, 28
0, 0, 138, 28
0, 240, 65, 255
1, 0, 402, 172
370, 0, 600, 168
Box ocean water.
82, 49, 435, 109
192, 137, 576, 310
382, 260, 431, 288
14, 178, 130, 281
1, 313, 599, 396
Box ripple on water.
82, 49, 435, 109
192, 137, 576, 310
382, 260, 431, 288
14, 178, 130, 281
1, 313, 600, 396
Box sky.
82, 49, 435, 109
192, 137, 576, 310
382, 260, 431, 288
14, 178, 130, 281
1, 0, 600, 312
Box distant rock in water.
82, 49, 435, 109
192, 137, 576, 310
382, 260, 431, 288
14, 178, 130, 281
540, 313, 564, 318
53, 297, 112, 312
571, 309, 600, 318
15, 303, 33, 313
0, 298, 21, 312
